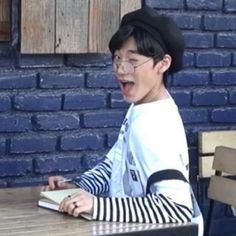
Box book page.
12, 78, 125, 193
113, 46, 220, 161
40, 189, 81, 204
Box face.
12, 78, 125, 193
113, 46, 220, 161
113, 37, 168, 105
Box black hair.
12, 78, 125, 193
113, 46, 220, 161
109, 25, 169, 86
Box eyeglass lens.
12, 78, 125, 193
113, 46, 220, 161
113, 61, 134, 74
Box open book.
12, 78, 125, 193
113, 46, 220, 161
38, 188, 92, 220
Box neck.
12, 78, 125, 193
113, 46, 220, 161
135, 84, 169, 105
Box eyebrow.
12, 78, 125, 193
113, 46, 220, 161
127, 49, 139, 54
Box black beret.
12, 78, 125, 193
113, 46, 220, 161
120, 6, 185, 73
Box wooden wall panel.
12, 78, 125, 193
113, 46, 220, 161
21, 0, 55, 54
89, 0, 120, 53
120, 0, 142, 19
0, 0, 10, 41
56, 0, 89, 53
21, 0, 142, 53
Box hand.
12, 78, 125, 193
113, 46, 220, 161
41, 176, 76, 191
59, 189, 94, 218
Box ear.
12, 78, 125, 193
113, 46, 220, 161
154, 54, 172, 73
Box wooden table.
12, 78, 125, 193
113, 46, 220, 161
0, 187, 198, 236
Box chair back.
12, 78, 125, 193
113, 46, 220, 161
198, 130, 236, 178
208, 146, 236, 208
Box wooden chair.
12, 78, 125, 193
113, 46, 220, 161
198, 130, 236, 178
205, 146, 236, 236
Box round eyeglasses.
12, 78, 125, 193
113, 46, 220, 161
113, 58, 152, 74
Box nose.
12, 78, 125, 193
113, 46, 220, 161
116, 63, 128, 75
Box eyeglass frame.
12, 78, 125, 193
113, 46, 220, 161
112, 57, 153, 74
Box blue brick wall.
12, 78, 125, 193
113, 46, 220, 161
0, 1, 236, 235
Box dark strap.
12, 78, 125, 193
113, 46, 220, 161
146, 169, 188, 194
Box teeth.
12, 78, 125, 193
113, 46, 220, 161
121, 81, 132, 84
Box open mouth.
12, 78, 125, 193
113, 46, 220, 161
120, 81, 134, 95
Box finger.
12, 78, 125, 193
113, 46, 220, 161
48, 176, 64, 190
48, 179, 56, 190
41, 185, 50, 191
41, 185, 46, 191
67, 201, 79, 215
59, 194, 70, 211
62, 194, 82, 214
59, 194, 76, 212
72, 205, 80, 217
69, 201, 81, 217
73, 205, 88, 218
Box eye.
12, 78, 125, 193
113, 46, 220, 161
113, 54, 120, 61
128, 58, 139, 65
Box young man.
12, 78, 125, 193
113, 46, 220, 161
44, 6, 203, 235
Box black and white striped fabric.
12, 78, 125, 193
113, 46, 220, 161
73, 159, 192, 223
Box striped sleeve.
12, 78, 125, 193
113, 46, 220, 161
92, 193, 193, 223
73, 158, 112, 195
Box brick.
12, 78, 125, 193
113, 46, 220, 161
66, 54, 111, 67
0, 139, 5, 155
196, 52, 231, 67
0, 159, 32, 177
188, 147, 198, 169
186, 0, 222, 10
212, 217, 236, 235
0, 94, 11, 111
189, 166, 198, 183
32, 114, 80, 131
40, 73, 85, 89
192, 89, 228, 106
0, 116, 31, 132
211, 108, 236, 123
8, 176, 47, 187
64, 93, 107, 110
224, 0, 236, 12
169, 90, 191, 106
183, 51, 195, 68
107, 132, 119, 148
81, 154, 105, 170
180, 108, 209, 124
234, 53, 236, 66
167, 13, 201, 29
14, 94, 61, 111
186, 128, 198, 147
229, 89, 236, 104
173, 70, 209, 86
184, 32, 214, 48
18, 54, 64, 68
110, 91, 129, 108
0, 73, 37, 89
212, 70, 236, 85
34, 156, 83, 174
87, 73, 118, 88
61, 133, 104, 151
82, 111, 124, 128
0, 179, 7, 187
204, 15, 236, 31
217, 33, 236, 48
145, 0, 184, 9
10, 136, 57, 154
0, 45, 14, 67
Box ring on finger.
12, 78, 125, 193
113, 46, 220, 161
73, 201, 79, 208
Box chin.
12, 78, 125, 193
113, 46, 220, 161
123, 96, 134, 104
